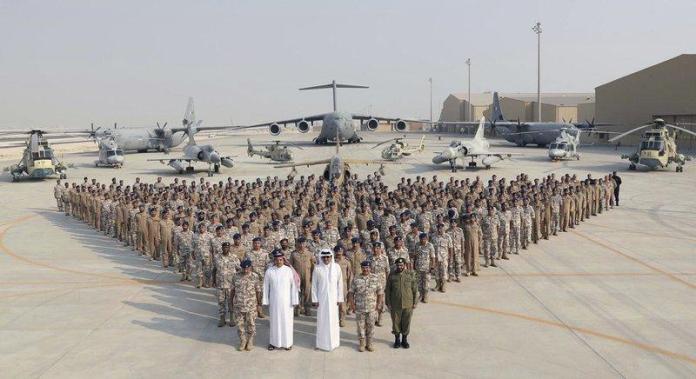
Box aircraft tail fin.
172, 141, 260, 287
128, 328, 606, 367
299, 80, 369, 111
491, 92, 506, 122
418, 135, 425, 151
182, 97, 198, 146
474, 117, 486, 141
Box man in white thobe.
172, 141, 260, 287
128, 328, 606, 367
263, 250, 299, 350
311, 248, 344, 351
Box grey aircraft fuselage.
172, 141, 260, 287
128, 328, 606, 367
95, 127, 188, 152
316, 112, 360, 142
496, 123, 578, 147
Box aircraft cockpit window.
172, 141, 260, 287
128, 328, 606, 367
107, 150, 116, 157
640, 141, 664, 150
115, 149, 124, 155
449, 141, 460, 147
549, 143, 558, 149
558, 143, 568, 150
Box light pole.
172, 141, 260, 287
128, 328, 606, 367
466, 58, 471, 122
429, 77, 433, 130
532, 21, 542, 122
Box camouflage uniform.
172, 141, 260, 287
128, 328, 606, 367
497, 210, 511, 259
246, 249, 269, 284
176, 230, 195, 280
349, 273, 383, 341
215, 253, 241, 322
521, 204, 534, 249
370, 253, 390, 324
193, 233, 213, 287
449, 225, 465, 280
510, 205, 522, 254
551, 194, 562, 235
414, 242, 435, 301
323, 227, 340, 247
481, 214, 498, 265
431, 233, 452, 291
387, 246, 410, 271
231, 272, 262, 345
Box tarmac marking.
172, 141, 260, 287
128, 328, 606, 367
432, 300, 696, 366
0, 214, 180, 285
572, 230, 696, 290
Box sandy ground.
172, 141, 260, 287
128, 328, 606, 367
0, 131, 695, 378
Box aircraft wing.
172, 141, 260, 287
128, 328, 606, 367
274, 159, 331, 168
147, 157, 196, 163
351, 115, 426, 124
467, 152, 523, 158
223, 114, 328, 130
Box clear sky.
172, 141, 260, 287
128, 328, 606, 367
1, 0, 694, 129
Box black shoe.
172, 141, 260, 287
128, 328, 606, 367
393, 334, 401, 348
401, 336, 410, 349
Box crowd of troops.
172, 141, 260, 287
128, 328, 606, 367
52, 170, 621, 351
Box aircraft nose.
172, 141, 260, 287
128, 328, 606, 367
442, 148, 457, 159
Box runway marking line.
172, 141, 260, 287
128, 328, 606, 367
0, 215, 181, 287
572, 230, 696, 290
432, 300, 696, 366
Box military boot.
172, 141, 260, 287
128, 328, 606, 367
238, 337, 247, 351
401, 335, 410, 349
358, 338, 365, 352
393, 334, 401, 348
366, 338, 375, 352
375, 312, 383, 327
294, 307, 300, 317
218, 315, 226, 327
245, 335, 254, 351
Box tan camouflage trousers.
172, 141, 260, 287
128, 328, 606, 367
217, 288, 233, 318
160, 238, 172, 267
436, 259, 448, 290
450, 249, 462, 279
483, 235, 497, 262
417, 271, 430, 301
497, 232, 510, 258
510, 225, 521, 254
356, 310, 377, 339
233, 309, 257, 339
551, 212, 560, 235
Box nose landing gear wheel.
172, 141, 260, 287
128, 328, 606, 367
629, 163, 636, 171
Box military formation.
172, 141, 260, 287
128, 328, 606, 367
52, 170, 622, 351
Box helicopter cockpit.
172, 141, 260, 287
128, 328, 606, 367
32, 148, 54, 160
106, 149, 124, 157
549, 142, 568, 151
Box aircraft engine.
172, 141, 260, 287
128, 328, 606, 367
365, 118, 379, 131
221, 158, 235, 168
168, 160, 185, 172
482, 156, 502, 166
269, 123, 281, 136
296, 120, 310, 133
394, 119, 408, 132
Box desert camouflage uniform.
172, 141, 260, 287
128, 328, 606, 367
349, 273, 383, 340
232, 272, 261, 342
193, 233, 213, 286
521, 205, 534, 248
431, 233, 452, 290
246, 249, 268, 284
414, 242, 435, 301
215, 253, 241, 321
497, 210, 511, 258
449, 225, 465, 280
551, 194, 562, 235
176, 229, 194, 279
481, 214, 498, 264
510, 205, 522, 254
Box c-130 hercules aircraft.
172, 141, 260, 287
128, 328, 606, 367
233, 80, 423, 144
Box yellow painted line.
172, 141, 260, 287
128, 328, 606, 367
0, 215, 179, 285
572, 230, 696, 290
432, 300, 696, 366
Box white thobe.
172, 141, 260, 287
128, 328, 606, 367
311, 260, 344, 351
263, 265, 299, 348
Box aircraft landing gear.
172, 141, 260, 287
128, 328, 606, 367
629, 163, 636, 171
449, 159, 457, 173
467, 161, 477, 169
214, 164, 220, 173
676, 165, 684, 172
347, 137, 361, 144
315, 137, 328, 145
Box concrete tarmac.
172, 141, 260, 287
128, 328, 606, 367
1, 132, 695, 378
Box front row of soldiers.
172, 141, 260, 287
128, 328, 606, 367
52, 171, 620, 351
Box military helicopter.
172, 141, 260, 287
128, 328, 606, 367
246, 139, 299, 162
608, 118, 696, 172
372, 135, 426, 161
547, 129, 582, 161
1, 130, 69, 182
95, 136, 125, 168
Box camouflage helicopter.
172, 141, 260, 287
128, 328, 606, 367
608, 118, 696, 172
1, 130, 70, 182
372, 135, 426, 161
246, 139, 300, 162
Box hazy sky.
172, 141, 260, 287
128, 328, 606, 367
1, 0, 694, 128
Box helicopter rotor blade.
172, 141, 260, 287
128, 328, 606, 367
608, 123, 653, 142
667, 124, 696, 138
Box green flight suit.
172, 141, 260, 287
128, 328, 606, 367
385, 269, 418, 336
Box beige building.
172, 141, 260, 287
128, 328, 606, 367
438, 92, 594, 133
594, 54, 696, 148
